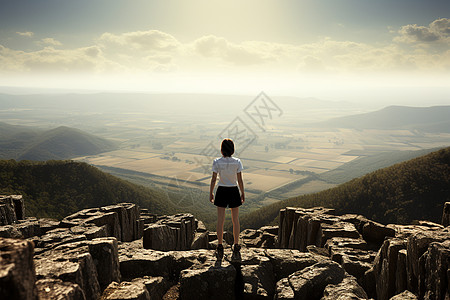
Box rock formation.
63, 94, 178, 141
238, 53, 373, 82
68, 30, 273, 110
442, 202, 450, 227
0, 195, 25, 225
1, 195, 450, 299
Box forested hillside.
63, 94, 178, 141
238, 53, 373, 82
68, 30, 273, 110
0, 160, 177, 219
318, 147, 440, 184
241, 146, 450, 229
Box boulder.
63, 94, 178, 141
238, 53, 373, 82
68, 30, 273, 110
394, 224, 443, 240
209, 239, 230, 250
260, 232, 277, 248
179, 259, 236, 300
318, 221, 361, 247
395, 249, 407, 294
307, 215, 340, 248
324, 237, 368, 251
196, 220, 207, 232
241, 263, 274, 299
87, 212, 122, 241
362, 267, 376, 299
295, 214, 310, 251
143, 224, 177, 251
119, 242, 174, 280
32, 227, 90, 253
241, 229, 276, 248
259, 225, 279, 235
0, 196, 18, 225
278, 207, 336, 249
0, 225, 22, 238
422, 240, 450, 300
0, 238, 37, 300
373, 238, 406, 300
322, 274, 368, 299
389, 290, 417, 300
234, 248, 275, 299
170, 249, 217, 279
306, 245, 329, 257
143, 213, 197, 251
340, 214, 370, 234
61, 203, 141, 242
10, 195, 25, 220
156, 213, 196, 249
264, 249, 323, 281
132, 276, 171, 300
35, 244, 101, 300
102, 203, 139, 242
239, 230, 276, 249
406, 229, 450, 293
362, 220, 395, 246
70, 224, 108, 240
163, 284, 180, 299
36, 278, 85, 300
286, 261, 345, 300
38, 218, 60, 234
135, 219, 144, 240
102, 281, 150, 300
14, 218, 41, 238
241, 229, 260, 240
281, 207, 296, 249
330, 247, 375, 282
274, 278, 295, 300
87, 237, 121, 290
191, 231, 209, 250
208, 231, 234, 247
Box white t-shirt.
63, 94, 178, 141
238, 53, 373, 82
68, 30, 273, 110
212, 156, 243, 187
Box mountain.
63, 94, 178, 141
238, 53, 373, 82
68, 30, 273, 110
0, 122, 117, 160
315, 105, 450, 132
241, 146, 450, 229
319, 147, 441, 184
0, 160, 177, 219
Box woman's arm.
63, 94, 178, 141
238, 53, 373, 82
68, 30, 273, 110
209, 172, 217, 203
237, 172, 245, 203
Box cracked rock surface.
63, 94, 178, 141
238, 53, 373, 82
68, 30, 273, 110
1, 198, 450, 299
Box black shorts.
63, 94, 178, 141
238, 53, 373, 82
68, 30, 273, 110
214, 186, 242, 208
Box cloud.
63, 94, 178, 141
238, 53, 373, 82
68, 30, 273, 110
192, 35, 274, 65
395, 18, 450, 44
16, 31, 34, 37
298, 56, 325, 72
99, 30, 179, 51
38, 38, 62, 46
2, 22, 450, 76
0, 44, 120, 73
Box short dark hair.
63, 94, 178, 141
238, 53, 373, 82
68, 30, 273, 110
221, 139, 234, 157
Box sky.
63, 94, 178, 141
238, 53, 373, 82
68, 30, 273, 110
0, 0, 449, 99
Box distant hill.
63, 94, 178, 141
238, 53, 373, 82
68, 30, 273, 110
0, 160, 177, 219
319, 147, 442, 184
315, 106, 450, 132
0, 122, 117, 161
241, 147, 450, 229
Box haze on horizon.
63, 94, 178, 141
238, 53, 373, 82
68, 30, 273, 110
0, 0, 449, 105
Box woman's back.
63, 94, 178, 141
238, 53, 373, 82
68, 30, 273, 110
212, 156, 243, 187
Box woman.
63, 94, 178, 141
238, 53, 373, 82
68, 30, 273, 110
209, 138, 245, 259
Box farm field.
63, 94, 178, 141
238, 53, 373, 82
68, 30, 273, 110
75, 126, 450, 207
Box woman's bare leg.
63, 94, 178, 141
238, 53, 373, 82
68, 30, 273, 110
230, 207, 240, 245
217, 207, 226, 244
